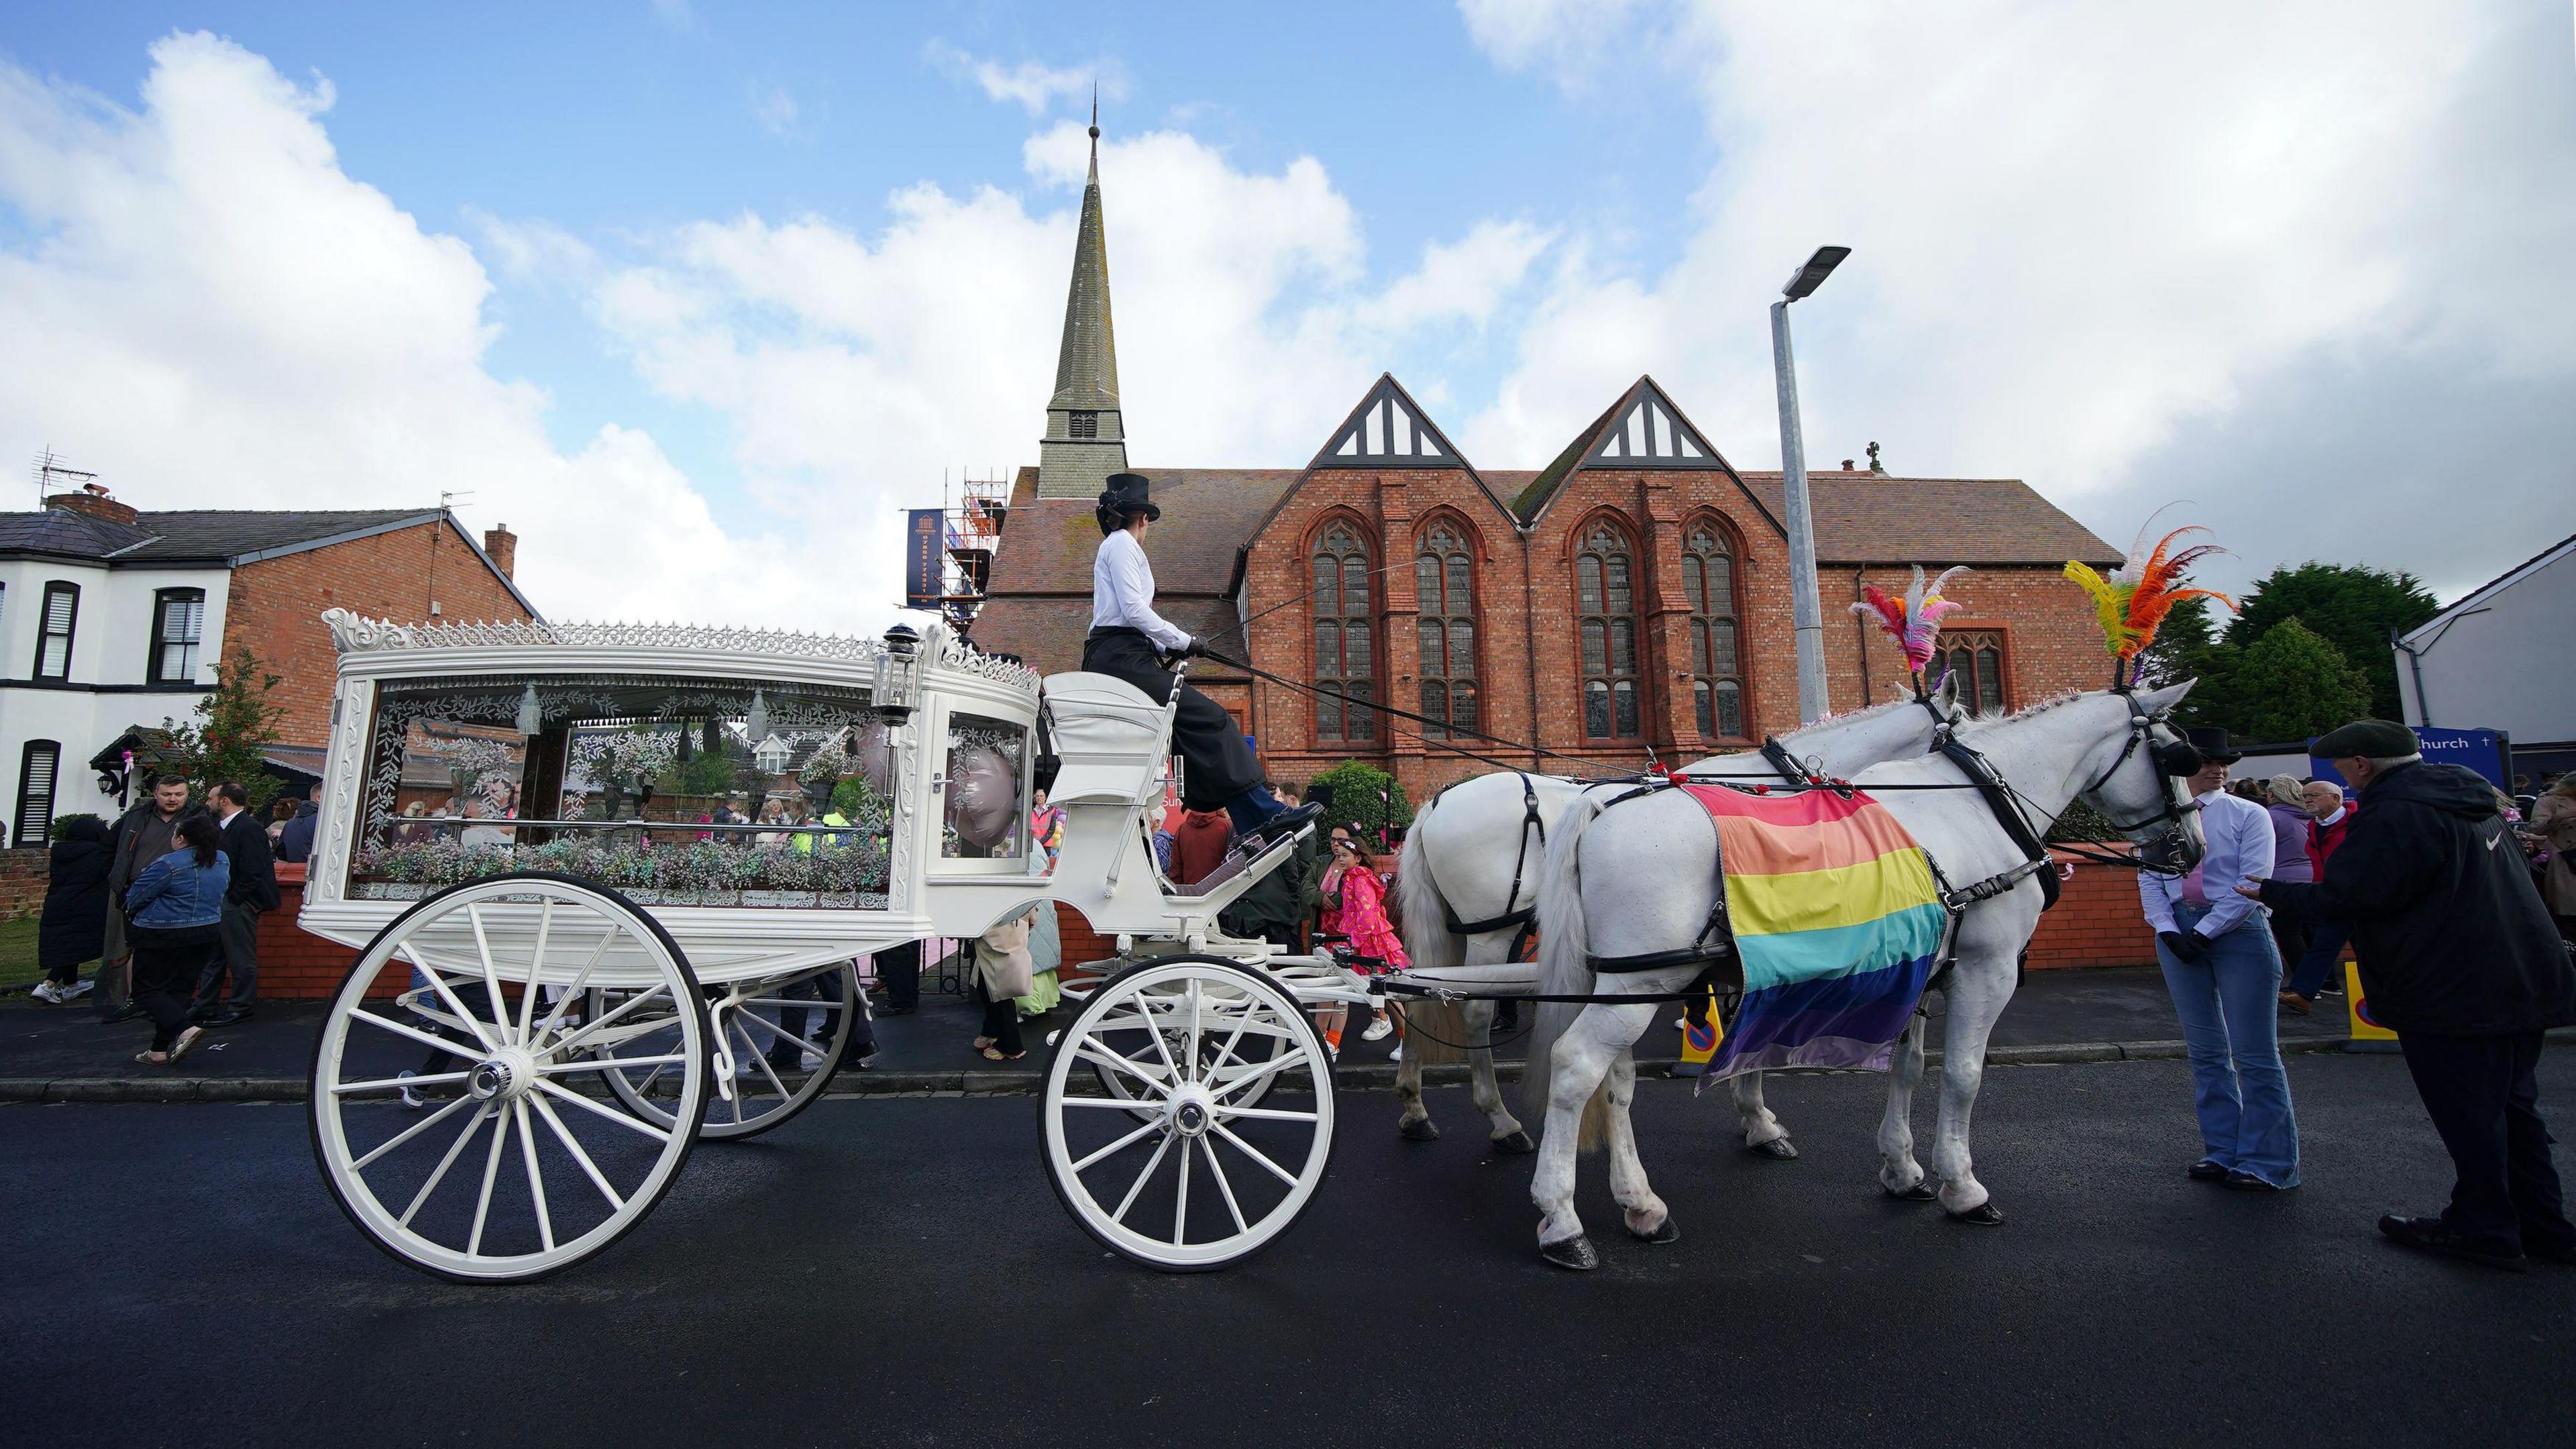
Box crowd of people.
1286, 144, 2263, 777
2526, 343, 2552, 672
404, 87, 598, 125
2145, 720, 2576, 1271
28, 773, 300, 1065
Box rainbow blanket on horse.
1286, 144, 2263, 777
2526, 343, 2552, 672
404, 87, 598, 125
1679, 782, 1948, 1081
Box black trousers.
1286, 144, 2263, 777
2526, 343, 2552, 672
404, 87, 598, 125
1081, 629, 1260, 812
130, 937, 213, 1052
972, 976, 1024, 1056
2398, 1029, 2575, 1254
874, 939, 921, 1012
193, 902, 260, 1009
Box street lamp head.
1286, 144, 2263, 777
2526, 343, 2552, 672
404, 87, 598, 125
1782, 246, 1852, 301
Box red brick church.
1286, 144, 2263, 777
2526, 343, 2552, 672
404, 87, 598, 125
973, 127, 2126, 802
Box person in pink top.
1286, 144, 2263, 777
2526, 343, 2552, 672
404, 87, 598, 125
1320, 832, 1407, 1055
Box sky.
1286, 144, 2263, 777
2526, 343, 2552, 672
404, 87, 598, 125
0, 1, 2569, 636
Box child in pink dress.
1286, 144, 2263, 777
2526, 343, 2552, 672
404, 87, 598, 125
1320, 835, 1407, 1053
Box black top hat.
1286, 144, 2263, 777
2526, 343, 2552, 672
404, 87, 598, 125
1094, 472, 1161, 534
2182, 726, 2243, 764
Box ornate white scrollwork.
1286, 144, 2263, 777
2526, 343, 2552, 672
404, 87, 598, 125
319, 609, 895, 667
934, 630, 1042, 695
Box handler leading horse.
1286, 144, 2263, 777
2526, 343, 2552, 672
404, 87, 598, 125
1521, 682, 2204, 1268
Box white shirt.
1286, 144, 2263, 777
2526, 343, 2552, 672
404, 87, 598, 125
1091, 528, 1191, 653
2139, 786, 2274, 938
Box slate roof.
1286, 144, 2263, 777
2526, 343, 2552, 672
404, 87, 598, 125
0, 506, 439, 564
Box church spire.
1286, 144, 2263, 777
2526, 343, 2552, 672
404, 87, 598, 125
1035, 93, 1128, 499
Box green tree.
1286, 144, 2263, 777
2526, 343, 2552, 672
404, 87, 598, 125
2224, 562, 2436, 720
1306, 760, 1412, 845
160, 645, 288, 810
2229, 617, 2374, 743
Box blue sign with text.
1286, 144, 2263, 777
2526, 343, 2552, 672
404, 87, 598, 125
2309, 727, 2510, 792
904, 509, 944, 610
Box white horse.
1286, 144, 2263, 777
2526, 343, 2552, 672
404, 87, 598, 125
1390, 678, 1965, 1155
1521, 683, 2203, 1269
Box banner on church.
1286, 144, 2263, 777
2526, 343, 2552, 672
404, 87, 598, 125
904, 509, 945, 610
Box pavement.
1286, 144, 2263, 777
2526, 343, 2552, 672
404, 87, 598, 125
3, 1051, 2571, 1448
0, 964, 2544, 1103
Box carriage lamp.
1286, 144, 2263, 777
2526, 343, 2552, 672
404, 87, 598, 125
516, 682, 543, 735
745, 688, 769, 743
875, 623, 920, 723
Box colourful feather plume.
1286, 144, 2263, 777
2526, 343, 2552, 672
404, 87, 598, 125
2063, 521, 2237, 663
1849, 564, 1970, 678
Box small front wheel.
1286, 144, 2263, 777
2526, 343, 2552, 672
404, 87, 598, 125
1041, 955, 1334, 1271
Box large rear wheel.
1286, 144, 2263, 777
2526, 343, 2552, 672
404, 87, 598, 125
309, 873, 707, 1283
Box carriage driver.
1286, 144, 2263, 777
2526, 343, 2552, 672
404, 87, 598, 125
1084, 472, 1324, 855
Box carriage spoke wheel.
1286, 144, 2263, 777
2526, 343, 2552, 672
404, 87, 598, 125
309, 873, 707, 1283
1089, 973, 1286, 1119
1042, 955, 1334, 1271
596, 961, 858, 1140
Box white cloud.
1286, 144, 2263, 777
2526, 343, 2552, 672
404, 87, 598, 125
749, 83, 802, 140
924, 42, 1127, 117
465, 207, 598, 286
1458, 0, 2576, 598
649, 0, 691, 32
1355, 221, 1552, 335
0, 32, 847, 631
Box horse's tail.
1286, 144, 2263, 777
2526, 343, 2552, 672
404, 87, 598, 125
1523, 790, 1610, 1150
1394, 810, 1471, 1067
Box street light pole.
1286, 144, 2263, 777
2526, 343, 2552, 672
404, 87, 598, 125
1770, 245, 1851, 725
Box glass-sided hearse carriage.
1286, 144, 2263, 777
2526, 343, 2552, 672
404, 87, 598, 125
301, 610, 1371, 1282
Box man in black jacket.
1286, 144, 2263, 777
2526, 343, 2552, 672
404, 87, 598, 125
193, 780, 281, 1026
2250, 720, 2576, 1270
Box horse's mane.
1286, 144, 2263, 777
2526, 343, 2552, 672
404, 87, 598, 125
1968, 688, 2089, 726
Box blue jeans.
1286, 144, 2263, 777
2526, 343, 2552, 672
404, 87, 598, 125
2287, 916, 2349, 1001
2157, 904, 2300, 1187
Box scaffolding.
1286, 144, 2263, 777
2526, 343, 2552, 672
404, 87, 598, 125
938, 470, 1014, 630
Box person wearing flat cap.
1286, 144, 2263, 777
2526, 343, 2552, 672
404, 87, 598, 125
2141, 727, 2300, 1193
2239, 718, 2576, 1271
1085, 473, 1322, 853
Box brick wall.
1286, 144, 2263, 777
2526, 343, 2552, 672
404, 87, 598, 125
1232, 464, 2112, 808
0, 848, 47, 921
256, 865, 367, 998
2023, 854, 2161, 969
223, 518, 531, 747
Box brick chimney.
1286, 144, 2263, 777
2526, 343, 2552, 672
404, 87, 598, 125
45, 482, 139, 527
482, 523, 517, 579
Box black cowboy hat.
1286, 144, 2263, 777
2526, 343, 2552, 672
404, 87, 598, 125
1094, 472, 1161, 534
2182, 726, 2243, 764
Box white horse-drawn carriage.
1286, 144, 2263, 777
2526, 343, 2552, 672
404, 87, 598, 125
301, 610, 1374, 1281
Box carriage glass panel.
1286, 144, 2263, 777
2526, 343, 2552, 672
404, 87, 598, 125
345, 673, 890, 908
942, 711, 1026, 859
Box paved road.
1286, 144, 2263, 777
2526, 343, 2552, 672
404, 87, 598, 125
4, 1052, 2569, 1448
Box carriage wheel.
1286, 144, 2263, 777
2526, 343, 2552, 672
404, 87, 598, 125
309, 873, 708, 1283
1089, 973, 1285, 1119
1042, 955, 1334, 1271
596, 961, 859, 1141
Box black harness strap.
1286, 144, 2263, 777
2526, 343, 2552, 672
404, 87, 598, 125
1440, 772, 1549, 961
1586, 777, 1737, 976
1933, 731, 2064, 913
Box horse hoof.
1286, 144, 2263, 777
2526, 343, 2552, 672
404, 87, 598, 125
1746, 1136, 1799, 1161
1492, 1130, 1536, 1156
1885, 1181, 1939, 1202
1946, 1201, 2006, 1226
1399, 1117, 1441, 1142
1627, 1217, 1681, 1246
1540, 1234, 1601, 1271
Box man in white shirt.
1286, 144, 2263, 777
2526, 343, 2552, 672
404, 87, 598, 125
2141, 727, 2300, 1191
1083, 473, 1321, 852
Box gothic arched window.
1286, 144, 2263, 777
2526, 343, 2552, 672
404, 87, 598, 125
1415, 523, 1478, 739
1682, 525, 1743, 739
1941, 630, 2008, 714
1575, 522, 1640, 739
1311, 523, 1375, 743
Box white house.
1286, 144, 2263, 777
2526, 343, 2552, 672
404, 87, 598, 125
2393, 530, 2576, 780
0, 488, 535, 847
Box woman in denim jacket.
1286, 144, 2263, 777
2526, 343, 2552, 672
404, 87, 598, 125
124, 812, 229, 1065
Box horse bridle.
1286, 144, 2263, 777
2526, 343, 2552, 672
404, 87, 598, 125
2054, 691, 2202, 873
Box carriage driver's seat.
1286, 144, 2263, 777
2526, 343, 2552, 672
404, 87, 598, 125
1040, 672, 1171, 810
